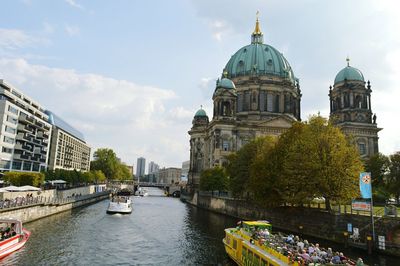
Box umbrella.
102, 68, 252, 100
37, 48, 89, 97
19, 185, 41, 191
2, 186, 24, 192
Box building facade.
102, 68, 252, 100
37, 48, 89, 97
136, 157, 146, 178
188, 18, 381, 190
329, 58, 381, 157
0, 80, 51, 173
45, 111, 91, 172
158, 167, 182, 184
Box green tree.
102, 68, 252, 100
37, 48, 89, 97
114, 164, 131, 180
4, 172, 44, 186
365, 153, 390, 202
387, 152, 400, 202
278, 115, 364, 210
200, 166, 228, 191
226, 140, 258, 198
90, 148, 118, 179
248, 136, 279, 205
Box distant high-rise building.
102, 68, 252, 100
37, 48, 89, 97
148, 161, 159, 175
136, 157, 146, 178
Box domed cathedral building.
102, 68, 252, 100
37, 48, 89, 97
329, 58, 381, 157
188, 16, 302, 189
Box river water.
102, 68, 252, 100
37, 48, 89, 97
1, 188, 398, 265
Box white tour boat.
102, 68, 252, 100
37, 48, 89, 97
135, 187, 149, 197
0, 218, 30, 259
106, 196, 132, 214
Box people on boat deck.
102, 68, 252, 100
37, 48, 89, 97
245, 225, 362, 265
0, 223, 16, 241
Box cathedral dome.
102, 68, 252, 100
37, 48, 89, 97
334, 58, 365, 85
216, 78, 236, 90
223, 17, 295, 84
194, 108, 208, 118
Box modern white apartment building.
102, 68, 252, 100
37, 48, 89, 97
45, 111, 91, 172
0, 80, 51, 173
136, 157, 146, 177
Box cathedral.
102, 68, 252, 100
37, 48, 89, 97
188, 17, 381, 189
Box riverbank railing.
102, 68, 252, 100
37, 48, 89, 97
0, 191, 110, 210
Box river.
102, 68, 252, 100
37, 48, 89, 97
1, 188, 398, 265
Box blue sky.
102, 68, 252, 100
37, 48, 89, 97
1, 0, 399, 170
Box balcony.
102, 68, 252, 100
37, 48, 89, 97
17, 124, 30, 132
14, 143, 23, 150
19, 113, 34, 124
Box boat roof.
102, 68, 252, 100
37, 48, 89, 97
0, 218, 22, 224
243, 221, 271, 227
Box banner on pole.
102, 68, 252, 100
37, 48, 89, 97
359, 172, 372, 199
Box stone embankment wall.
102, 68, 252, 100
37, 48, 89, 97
0, 192, 109, 223
184, 193, 400, 256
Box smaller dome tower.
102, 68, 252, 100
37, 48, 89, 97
329, 58, 381, 157
192, 106, 209, 127
212, 77, 237, 120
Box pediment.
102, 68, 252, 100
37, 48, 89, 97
257, 116, 296, 128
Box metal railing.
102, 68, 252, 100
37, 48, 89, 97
0, 191, 110, 210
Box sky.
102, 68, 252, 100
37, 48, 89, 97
0, 0, 399, 170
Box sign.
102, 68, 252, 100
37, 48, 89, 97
347, 223, 352, 233
378, 235, 385, 250
359, 172, 372, 199
352, 199, 371, 211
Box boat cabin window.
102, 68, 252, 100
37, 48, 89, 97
261, 258, 268, 266
226, 235, 231, 245
233, 239, 237, 249
247, 250, 254, 261
242, 247, 247, 260
253, 254, 260, 266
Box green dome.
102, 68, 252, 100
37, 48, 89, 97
217, 78, 236, 90
334, 65, 365, 85
224, 43, 296, 84
194, 108, 207, 118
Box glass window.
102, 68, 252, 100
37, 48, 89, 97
8, 105, 19, 115
23, 161, 32, 171
0, 159, 11, 169
254, 254, 260, 266
3, 136, 14, 144
12, 160, 22, 170
11, 90, 22, 98
2, 147, 13, 153
223, 140, 229, 151
359, 143, 366, 155
5, 125, 16, 134
6, 115, 18, 125
32, 163, 40, 172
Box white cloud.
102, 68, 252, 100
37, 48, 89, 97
65, 0, 84, 10
0, 58, 192, 167
65, 25, 80, 36
0, 29, 48, 51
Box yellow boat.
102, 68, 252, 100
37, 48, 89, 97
223, 220, 300, 266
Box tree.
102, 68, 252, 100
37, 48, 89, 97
278, 115, 364, 210
365, 153, 390, 202
226, 140, 259, 197
387, 152, 400, 202
200, 166, 228, 191
4, 172, 44, 186
248, 136, 280, 205
90, 148, 119, 179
